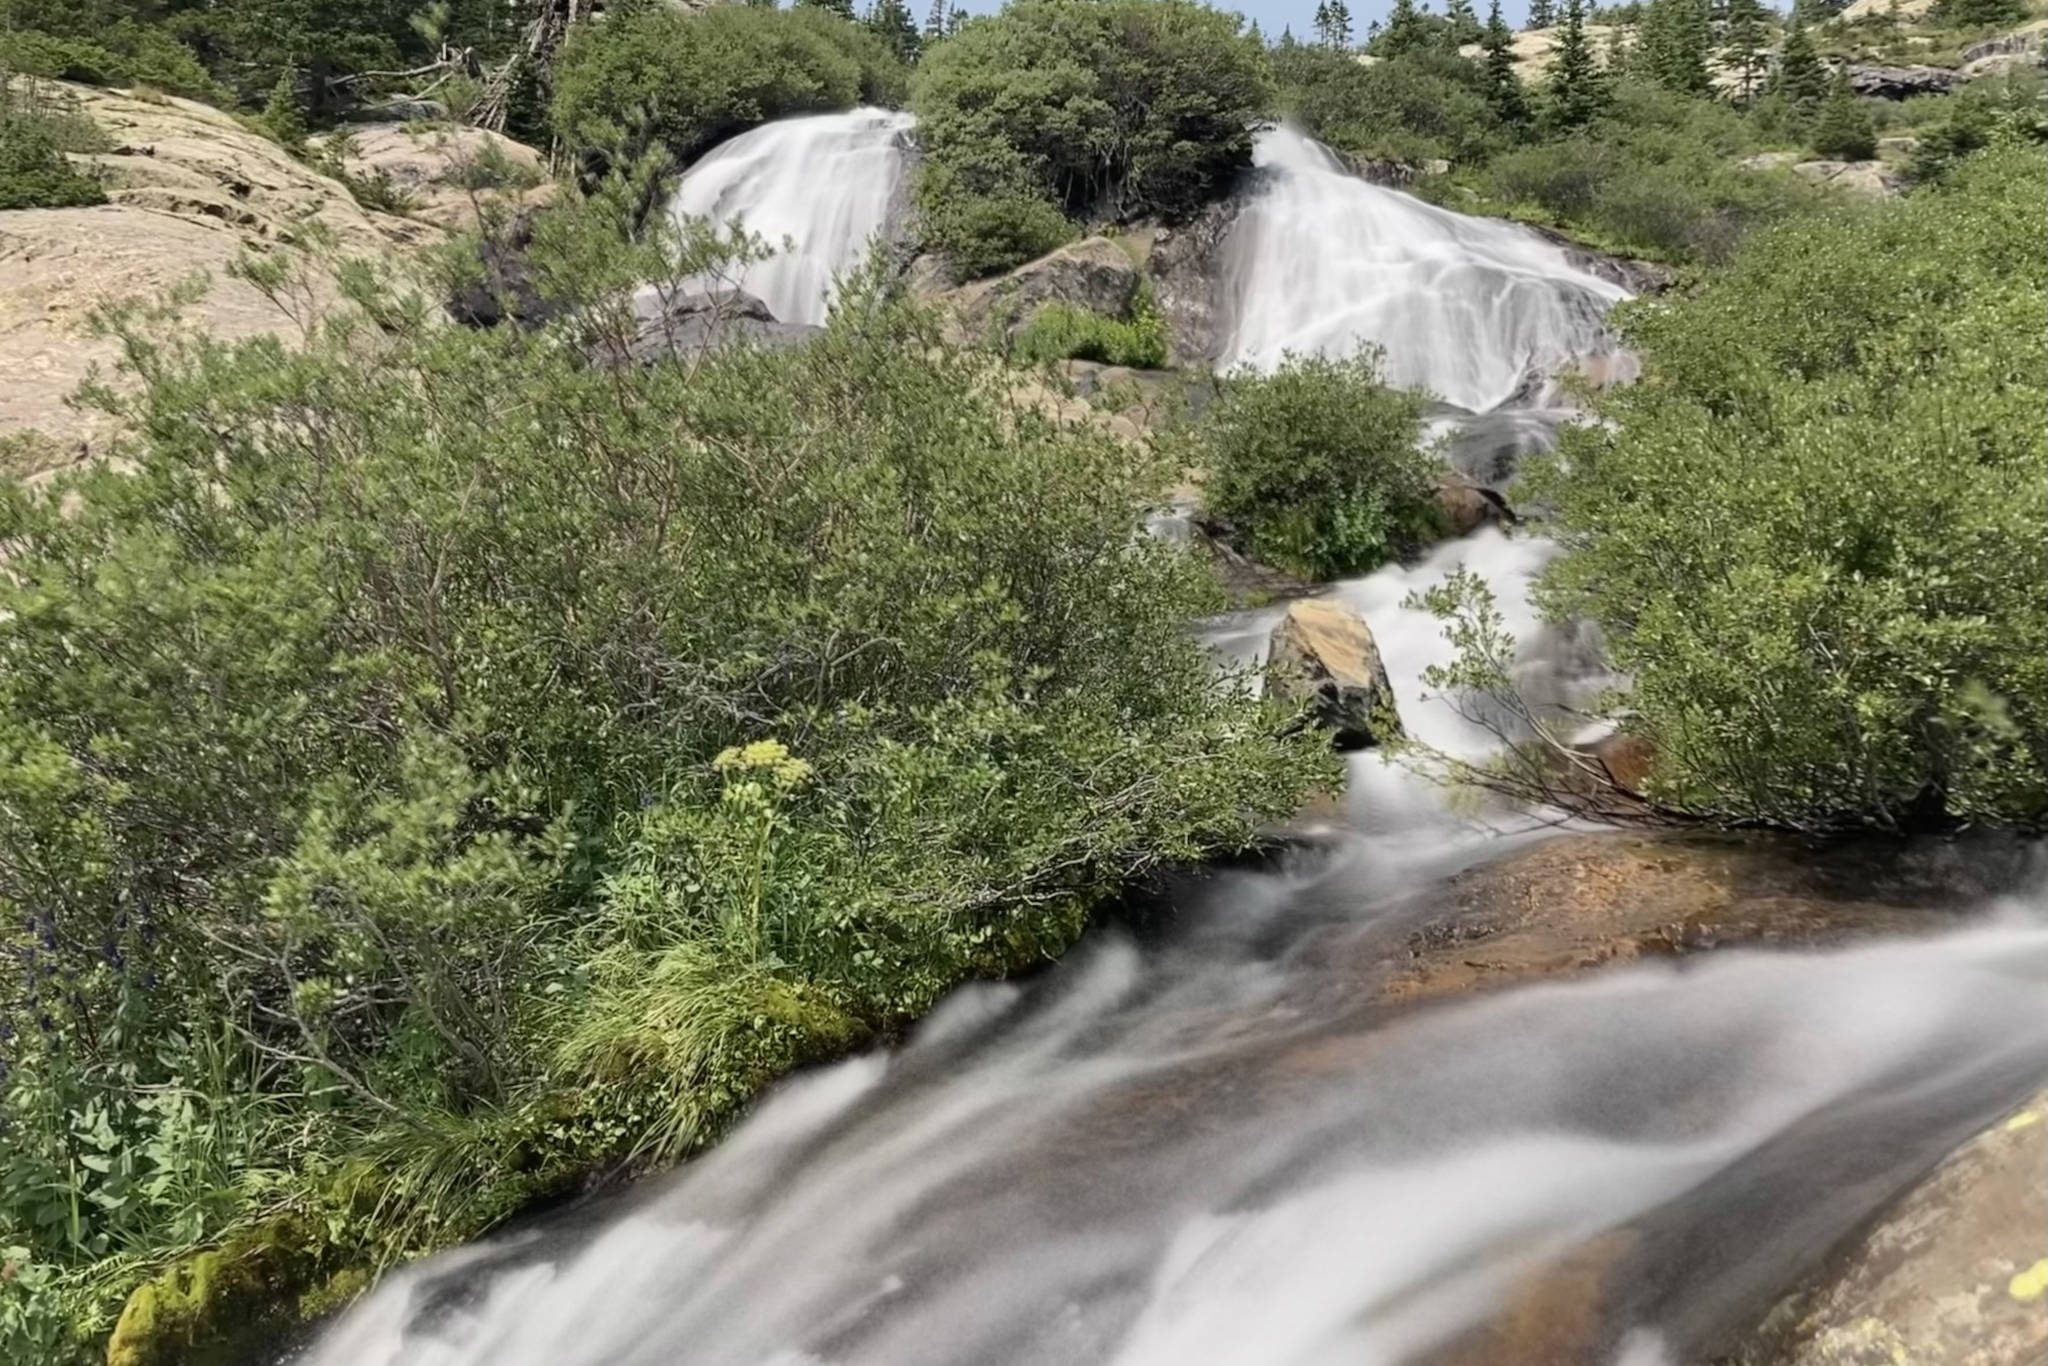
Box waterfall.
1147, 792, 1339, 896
1218, 127, 1630, 416
668, 108, 915, 327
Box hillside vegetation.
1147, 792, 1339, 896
3, 0, 2045, 1360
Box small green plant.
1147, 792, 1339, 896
1010, 282, 1170, 369
1187, 351, 1442, 580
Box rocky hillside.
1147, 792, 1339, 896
0, 83, 546, 470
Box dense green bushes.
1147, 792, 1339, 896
1009, 281, 1170, 368
910, 0, 1270, 275
0, 179, 1327, 1360
1274, 43, 1501, 165
0, 75, 109, 209
1508, 147, 2047, 830
1187, 353, 1441, 580
551, 3, 907, 170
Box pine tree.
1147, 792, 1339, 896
923, 0, 946, 42
259, 71, 307, 153
864, 0, 921, 63
1378, 0, 1429, 54
1529, 0, 1557, 29
1720, 0, 1771, 102
1547, 0, 1609, 128
1446, 0, 1485, 46
1639, 0, 1711, 94
1811, 65, 1876, 158
1774, 11, 1827, 111
1317, 0, 1354, 48
1248, 18, 1265, 45
1483, 0, 1532, 126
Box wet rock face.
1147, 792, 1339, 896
1266, 598, 1401, 749
1846, 64, 1962, 99
622, 288, 821, 364
938, 235, 1143, 348
1142, 187, 1252, 365
1725, 1092, 2048, 1366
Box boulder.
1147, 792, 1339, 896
1792, 159, 1901, 198
1432, 470, 1515, 537
623, 288, 820, 365
308, 122, 552, 233
1267, 598, 1401, 749
1845, 64, 1962, 99
2, 83, 423, 460
1728, 1092, 2048, 1366
942, 235, 1142, 346
1960, 50, 2043, 78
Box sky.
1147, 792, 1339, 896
944, 0, 1542, 42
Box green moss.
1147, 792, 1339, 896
105, 1217, 333, 1366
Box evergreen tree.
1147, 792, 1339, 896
259, 71, 306, 152
1774, 11, 1827, 110
1721, 0, 1772, 102
1639, 0, 1711, 94
864, 0, 921, 63
1316, 0, 1355, 47
1483, 0, 1532, 125
1378, 0, 1430, 54
1547, 0, 1609, 128
1446, 0, 1485, 45
1811, 65, 1876, 157
798, 0, 857, 20
924, 0, 947, 40
1248, 17, 1265, 45
1530, 0, 1557, 29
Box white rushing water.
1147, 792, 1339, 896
668, 108, 915, 326
1218, 127, 1630, 415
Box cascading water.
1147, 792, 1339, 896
283, 117, 2047, 1366
1218, 127, 1630, 418
667, 108, 915, 326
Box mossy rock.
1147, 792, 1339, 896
105, 1215, 337, 1366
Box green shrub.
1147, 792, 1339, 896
0, 76, 109, 209
550, 3, 907, 170
1273, 42, 1503, 166
0, 176, 1327, 1360
0, 21, 229, 104
1478, 83, 1819, 261
1928, 0, 2027, 27
1010, 281, 1170, 368
1188, 352, 1441, 580
910, 0, 1270, 276
1510, 146, 2048, 831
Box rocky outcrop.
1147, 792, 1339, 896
1267, 598, 1400, 749
1727, 1091, 2048, 1366
624, 288, 820, 364
1432, 470, 1515, 537
1526, 225, 1674, 295
308, 122, 553, 234
1845, 64, 1962, 99
1143, 189, 1249, 366
1960, 19, 2048, 67
1791, 159, 1901, 198
941, 235, 1143, 347
1, 84, 546, 460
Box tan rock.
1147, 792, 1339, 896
0, 84, 465, 458
1267, 598, 1400, 749
1732, 1092, 2048, 1366
1432, 470, 1512, 538
1792, 159, 1901, 198
308, 122, 553, 233
937, 235, 1141, 347
1740, 151, 1806, 173
1839, 0, 1932, 20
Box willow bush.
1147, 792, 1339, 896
0, 176, 1328, 1360
1427, 146, 2048, 831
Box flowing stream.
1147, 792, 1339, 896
290, 118, 2048, 1366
